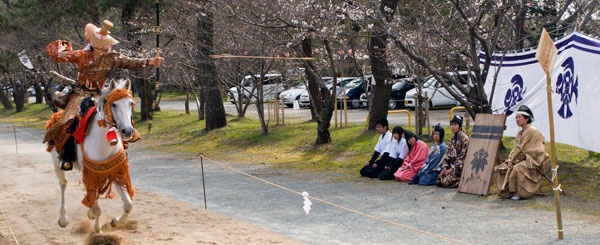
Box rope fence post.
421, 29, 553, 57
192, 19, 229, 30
274, 96, 279, 125
334, 90, 338, 128
13, 126, 18, 156
199, 153, 207, 210
425, 92, 430, 138
281, 96, 285, 125
343, 88, 348, 128
267, 100, 271, 121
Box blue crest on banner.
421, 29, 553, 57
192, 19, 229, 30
503, 74, 527, 115
556, 57, 578, 119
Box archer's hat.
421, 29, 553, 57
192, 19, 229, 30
85, 20, 119, 49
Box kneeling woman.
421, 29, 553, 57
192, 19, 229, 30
409, 125, 447, 185
495, 105, 549, 200
394, 130, 429, 182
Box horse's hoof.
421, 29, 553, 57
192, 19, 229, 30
58, 216, 68, 227
111, 218, 119, 228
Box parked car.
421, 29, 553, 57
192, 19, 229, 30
298, 90, 311, 107
359, 78, 415, 109
345, 76, 373, 108
278, 83, 306, 107
228, 74, 284, 103
297, 77, 334, 107
404, 71, 475, 110
336, 77, 362, 108
389, 78, 415, 109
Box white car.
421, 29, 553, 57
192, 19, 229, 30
228, 74, 284, 103
404, 71, 475, 110
301, 77, 356, 107
278, 84, 306, 107
297, 77, 334, 107
298, 90, 311, 107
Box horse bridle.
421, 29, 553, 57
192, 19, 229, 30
99, 88, 135, 130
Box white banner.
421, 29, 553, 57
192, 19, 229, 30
18, 50, 34, 70
481, 32, 600, 152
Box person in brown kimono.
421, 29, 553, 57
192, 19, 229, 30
44, 20, 163, 168
495, 105, 549, 200
436, 115, 470, 188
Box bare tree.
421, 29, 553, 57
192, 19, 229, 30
197, 1, 227, 130
367, 0, 399, 130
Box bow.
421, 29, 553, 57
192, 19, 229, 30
149, 0, 161, 132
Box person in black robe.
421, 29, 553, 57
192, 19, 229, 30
360, 118, 393, 178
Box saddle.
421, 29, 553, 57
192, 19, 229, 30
72, 98, 97, 144
45, 97, 96, 171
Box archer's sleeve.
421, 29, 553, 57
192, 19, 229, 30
113, 53, 149, 69
47, 40, 84, 63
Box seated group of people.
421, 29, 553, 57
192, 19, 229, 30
360, 105, 549, 200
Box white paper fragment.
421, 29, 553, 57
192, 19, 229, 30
302, 191, 312, 214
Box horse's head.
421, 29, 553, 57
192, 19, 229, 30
97, 78, 135, 140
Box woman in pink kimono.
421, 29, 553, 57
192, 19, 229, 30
394, 130, 429, 182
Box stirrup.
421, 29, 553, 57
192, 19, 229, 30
60, 160, 73, 171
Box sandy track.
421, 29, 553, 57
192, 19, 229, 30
0, 127, 300, 245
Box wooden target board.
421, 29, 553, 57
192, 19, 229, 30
458, 114, 506, 195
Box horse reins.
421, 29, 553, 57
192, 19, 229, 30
98, 88, 135, 129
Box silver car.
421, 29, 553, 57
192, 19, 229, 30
278, 84, 306, 108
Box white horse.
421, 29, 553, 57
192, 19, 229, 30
49, 78, 136, 233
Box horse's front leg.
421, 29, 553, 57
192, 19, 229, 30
52, 150, 69, 228
87, 202, 102, 233
111, 184, 133, 227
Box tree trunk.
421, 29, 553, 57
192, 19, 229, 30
301, 38, 321, 121
42, 81, 57, 112
196, 90, 205, 121
197, 4, 226, 130
13, 85, 26, 112
415, 77, 425, 135
312, 39, 339, 146
232, 82, 255, 118
137, 79, 154, 121
121, 0, 141, 47
514, 0, 528, 50
302, 53, 334, 145
185, 92, 190, 114
367, 0, 399, 130
33, 82, 43, 104
122, 0, 154, 121
255, 76, 268, 136
0, 89, 12, 110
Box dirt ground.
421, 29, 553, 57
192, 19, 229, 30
0, 127, 300, 245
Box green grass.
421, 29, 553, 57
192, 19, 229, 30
156, 91, 188, 101
3, 103, 600, 216
0, 103, 55, 129
134, 109, 380, 175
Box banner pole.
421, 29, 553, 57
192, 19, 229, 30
545, 71, 564, 239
